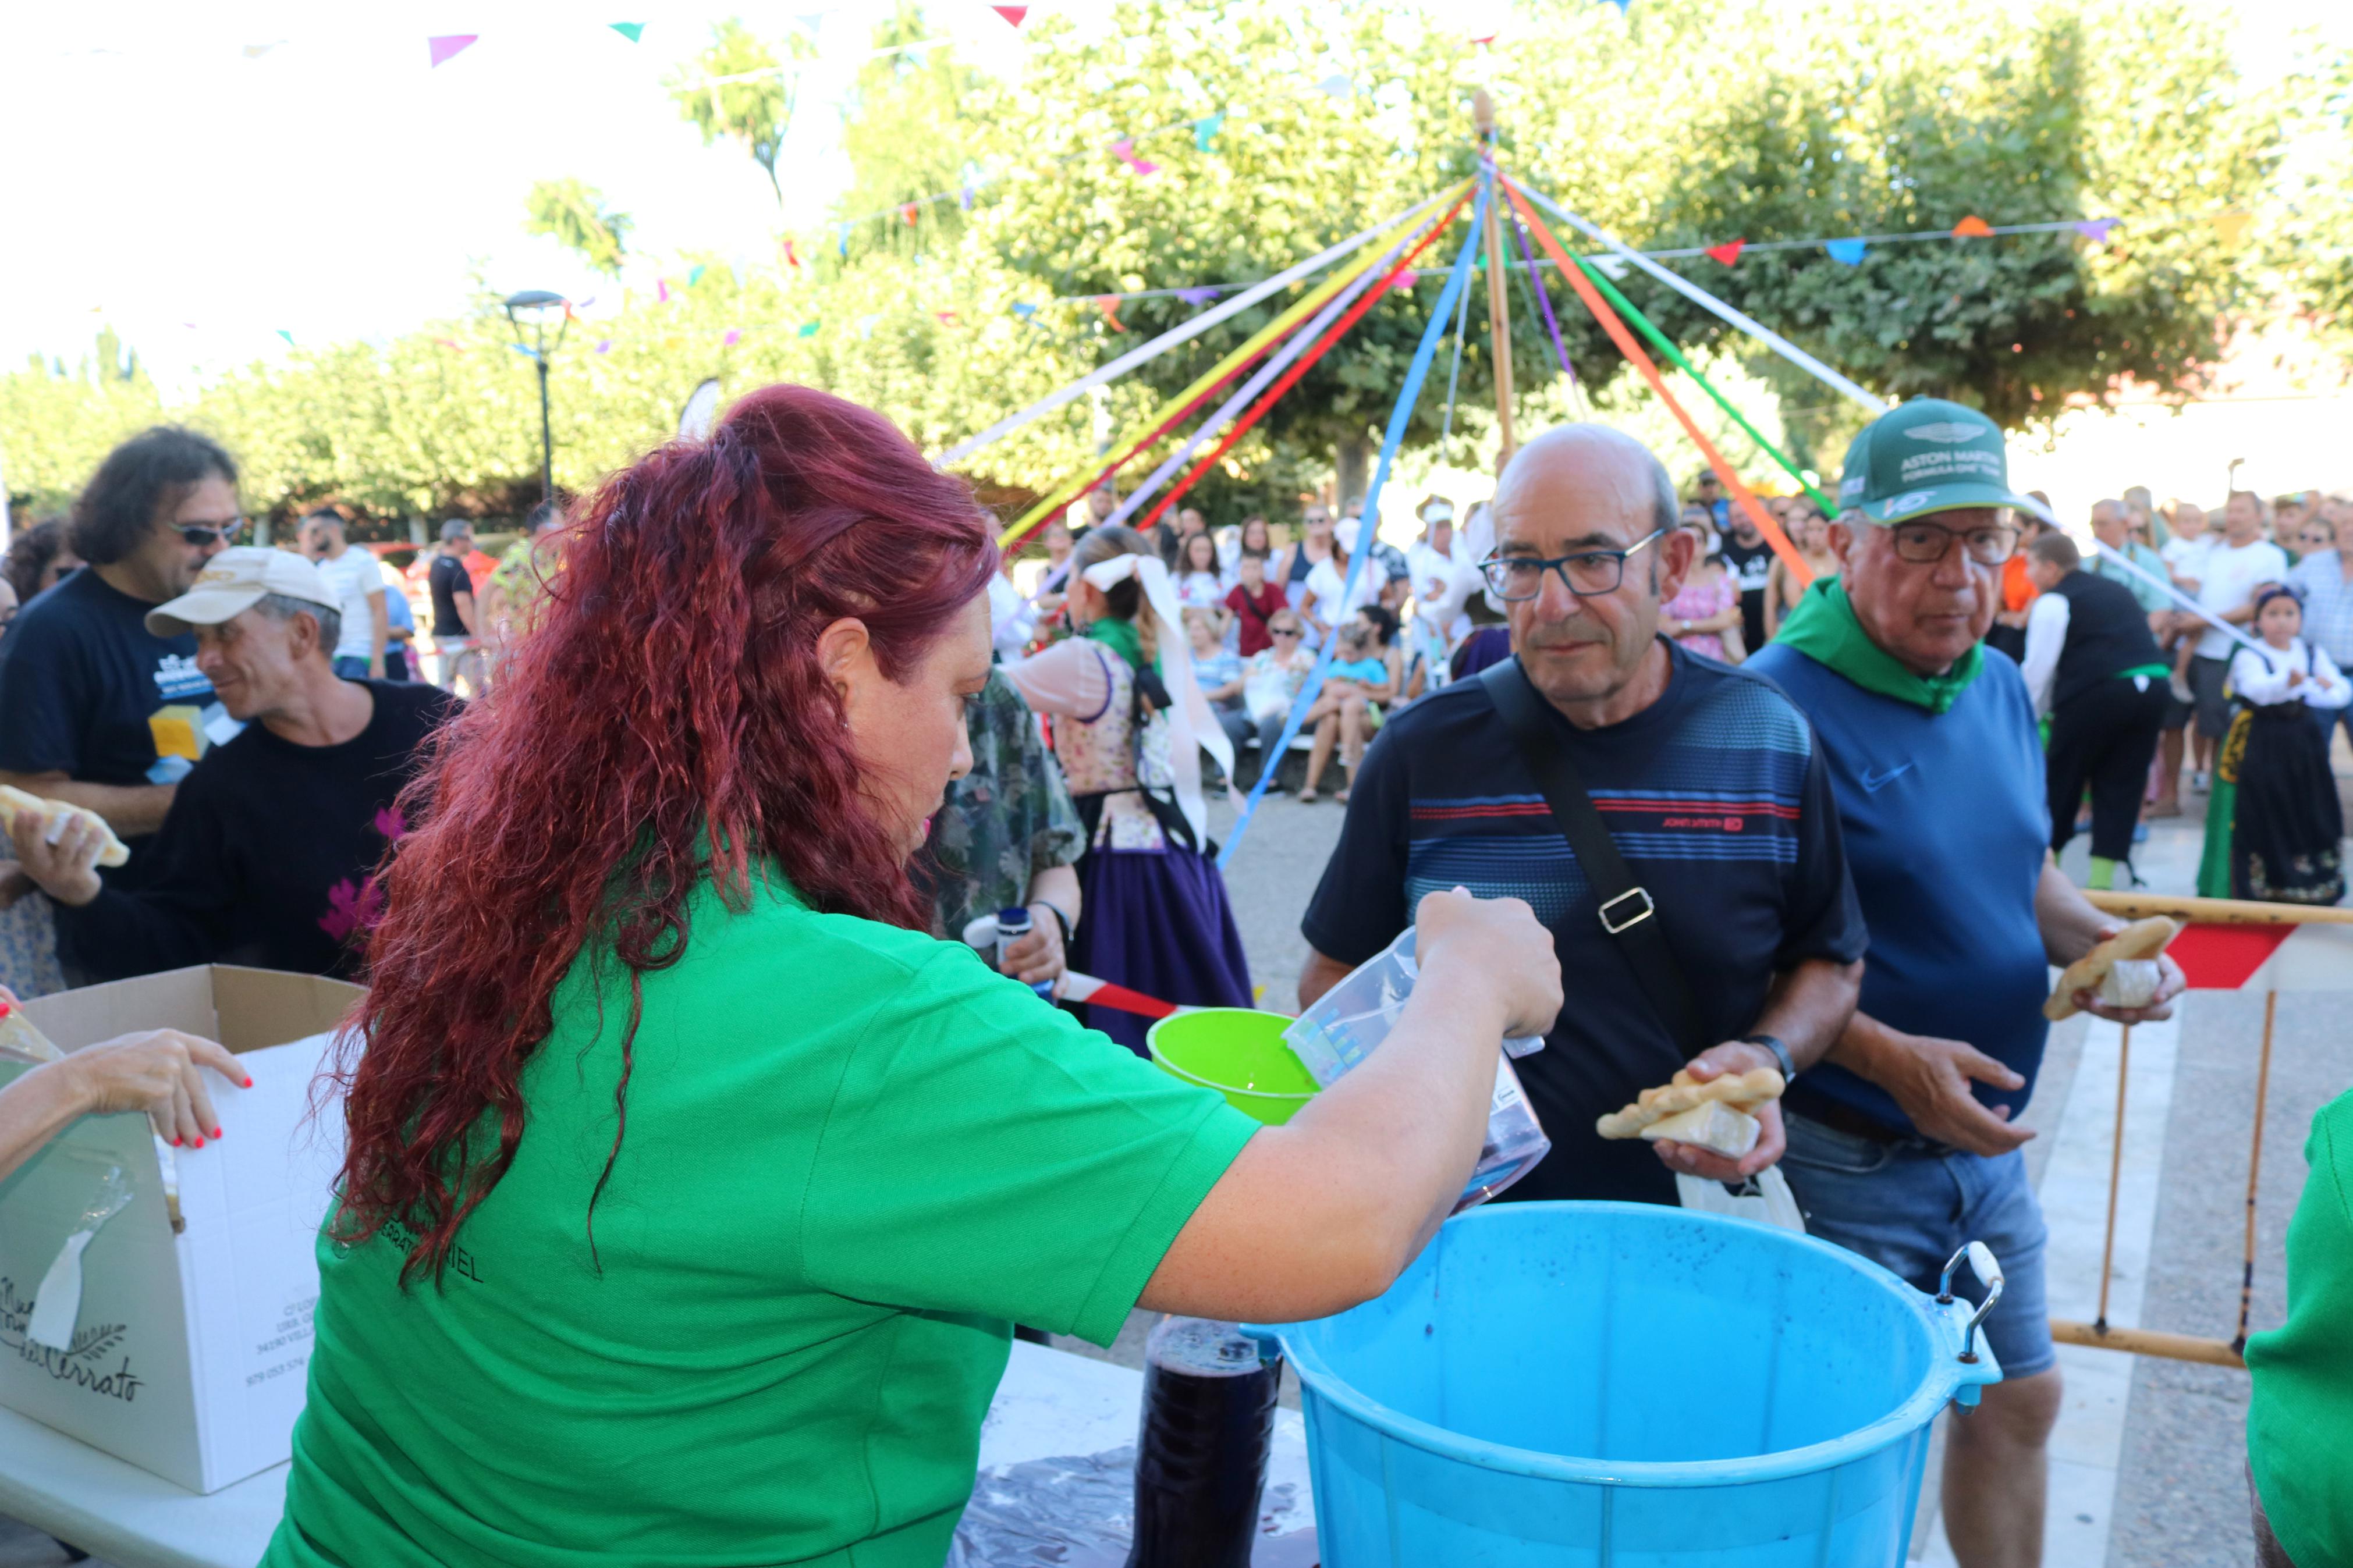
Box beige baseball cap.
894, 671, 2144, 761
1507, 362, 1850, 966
146, 547, 341, 638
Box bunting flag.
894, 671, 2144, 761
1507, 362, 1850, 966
687, 264, 707, 286
900, 202, 920, 225
608, 22, 644, 42
656, 279, 671, 303
1095, 297, 1128, 332
796, 322, 818, 337
960, 184, 975, 212
595, 339, 613, 353
2072, 218, 2121, 241
433, 337, 462, 350
782, 238, 801, 269
2212, 210, 2254, 246
991, 5, 1028, 25
1824, 237, 1867, 265
1951, 214, 1996, 237
1471, 33, 1497, 46
1174, 286, 1220, 307
1110, 138, 1160, 177
1010, 302, 1039, 319
722, 329, 741, 346
275, 329, 295, 344
427, 34, 478, 67
1194, 113, 1225, 152
934, 310, 959, 323
1315, 74, 1352, 97
837, 223, 849, 258
1390, 268, 1419, 291
856, 314, 879, 339
1704, 238, 1745, 266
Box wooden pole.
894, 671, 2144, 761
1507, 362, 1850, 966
1472, 89, 1516, 467
2083, 890, 2353, 926
2095, 1025, 2130, 1331
2235, 990, 2279, 1353
2048, 1320, 2245, 1368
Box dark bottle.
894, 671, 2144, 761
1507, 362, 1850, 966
1125, 1316, 1284, 1568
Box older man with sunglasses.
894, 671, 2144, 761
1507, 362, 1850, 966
1301, 423, 1867, 1207
0, 428, 242, 967
1749, 399, 2185, 1568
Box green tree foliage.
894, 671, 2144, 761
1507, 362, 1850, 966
668, 18, 814, 209
2, 0, 2341, 525
524, 178, 633, 277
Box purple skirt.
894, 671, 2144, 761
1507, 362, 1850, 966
1071, 846, 1255, 1055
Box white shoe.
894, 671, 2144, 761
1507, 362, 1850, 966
2191, 769, 2210, 793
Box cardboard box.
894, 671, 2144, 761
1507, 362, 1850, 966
0, 965, 361, 1493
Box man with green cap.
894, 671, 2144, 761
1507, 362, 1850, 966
1749, 399, 2186, 1567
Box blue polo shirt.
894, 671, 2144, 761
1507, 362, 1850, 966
1302, 645, 1865, 1204
1747, 642, 2052, 1135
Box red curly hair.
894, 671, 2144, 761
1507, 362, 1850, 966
330, 384, 998, 1283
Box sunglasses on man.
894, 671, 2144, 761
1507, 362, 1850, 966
176, 518, 248, 547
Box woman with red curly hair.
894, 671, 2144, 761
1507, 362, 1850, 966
261, 385, 1559, 1568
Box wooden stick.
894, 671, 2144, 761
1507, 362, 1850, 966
2235, 990, 2278, 1353
2095, 1025, 2130, 1331
1471, 90, 1516, 465
2084, 890, 2353, 927
2049, 1319, 2245, 1368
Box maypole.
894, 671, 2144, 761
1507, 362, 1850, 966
1473, 90, 1517, 466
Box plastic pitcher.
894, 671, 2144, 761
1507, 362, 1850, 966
1253, 1202, 2005, 1566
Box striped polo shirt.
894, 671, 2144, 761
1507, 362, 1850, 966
1303, 642, 1865, 1205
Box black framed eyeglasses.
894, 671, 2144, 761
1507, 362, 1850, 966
1887, 520, 2018, 567
176, 518, 247, 547
1480, 528, 1669, 601
1269, 625, 1303, 638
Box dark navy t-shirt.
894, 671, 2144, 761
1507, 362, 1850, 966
1747, 642, 2053, 1135
1302, 644, 1866, 1204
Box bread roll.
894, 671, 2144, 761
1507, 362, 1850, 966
2045, 916, 2178, 1020
0, 785, 130, 869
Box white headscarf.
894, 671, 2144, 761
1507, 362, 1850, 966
1079, 551, 1236, 848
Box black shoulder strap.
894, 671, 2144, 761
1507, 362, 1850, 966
1479, 658, 1712, 1058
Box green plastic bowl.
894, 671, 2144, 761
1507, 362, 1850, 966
1147, 1008, 1322, 1126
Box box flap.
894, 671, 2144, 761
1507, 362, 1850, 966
20, 967, 365, 1057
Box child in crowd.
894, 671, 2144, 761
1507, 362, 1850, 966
2202, 589, 2347, 905
1297, 619, 1396, 805
1184, 607, 1250, 772
1174, 531, 1226, 610
1223, 549, 1287, 657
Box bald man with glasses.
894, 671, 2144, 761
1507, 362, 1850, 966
1300, 423, 1866, 1208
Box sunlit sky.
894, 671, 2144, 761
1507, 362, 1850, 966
2, 0, 2341, 400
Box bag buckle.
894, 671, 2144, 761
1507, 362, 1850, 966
1598, 886, 1655, 935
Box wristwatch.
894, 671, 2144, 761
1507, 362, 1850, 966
1741, 1032, 1797, 1081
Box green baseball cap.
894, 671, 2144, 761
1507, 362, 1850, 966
1836, 399, 2051, 526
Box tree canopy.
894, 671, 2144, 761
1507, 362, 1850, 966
2, 0, 2338, 526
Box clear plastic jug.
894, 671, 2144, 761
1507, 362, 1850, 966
1283, 927, 1550, 1212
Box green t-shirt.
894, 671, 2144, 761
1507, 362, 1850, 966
264, 873, 1256, 1568
2246, 1088, 2353, 1568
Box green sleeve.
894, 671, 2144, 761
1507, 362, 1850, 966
2245, 1090, 2353, 1568
799, 944, 1258, 1346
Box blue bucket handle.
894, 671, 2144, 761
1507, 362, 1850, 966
1934, 1240, 2007, 1409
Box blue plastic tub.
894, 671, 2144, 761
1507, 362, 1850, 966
1253, 1201, 2003, 1566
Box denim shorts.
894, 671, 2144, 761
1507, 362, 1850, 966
1780, 1112, 2056, 1379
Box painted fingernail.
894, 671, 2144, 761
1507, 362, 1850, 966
192, 1137, 204, 1149
171, 1137, 182, 1147
211, 1127, 223, 1139
243, 1078, 254, 1087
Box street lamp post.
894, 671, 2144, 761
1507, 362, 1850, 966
502, 290, 571, 503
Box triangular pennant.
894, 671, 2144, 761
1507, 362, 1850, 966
1174, 286, 1219, 307
782, 237, 801, 269
934, 310, 959, 324
901, 202, 920, 225
795, 13, 825, 34
991, 5, 1028, 26
1193, 113, 1225, 152
1095, 296, 1128, 332
722, 328, 741, 346
595, 339, 613, 353
433, 337, 461, 350
1011, 302, 1039, 318
687, 263, 707, 286
1390, 268, 1418, 291
1471, 33, 1497, 47
1315, 74, 1352, 97
1110, 140, 1161, 177
656, 279, 671, 303
1823, 237, 1868, 266
960, 184, 975, 212
1950, 215, 1995, 238
1704, 238, 1745, 266
2071, 218, 2121, 243
275, 329, 294, 344
837, 223, 849, 258
2211, 210, 2253, 247
797, 322, 819, 337
608, 22, 644, 42
427, 34, 477, 67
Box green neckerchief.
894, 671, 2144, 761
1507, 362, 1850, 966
1774, 577, 1985, 715
1083, 616, 1147, 673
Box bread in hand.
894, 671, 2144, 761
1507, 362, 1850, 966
2045, 916, 2178, 1021
1596, 1065, 1784, 1140
0, 785, 130, 869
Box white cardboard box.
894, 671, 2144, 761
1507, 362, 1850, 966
0, 965, 361, 1494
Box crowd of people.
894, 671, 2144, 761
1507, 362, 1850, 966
0, 394, 2343, 1568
